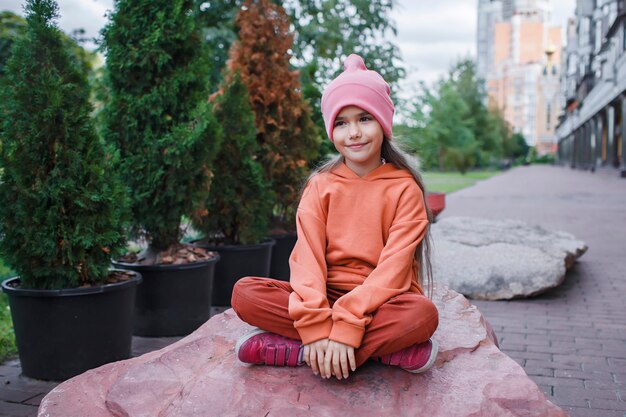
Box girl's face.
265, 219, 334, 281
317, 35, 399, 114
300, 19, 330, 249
332, 105, 384, 176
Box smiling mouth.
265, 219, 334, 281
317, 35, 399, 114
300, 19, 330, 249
347, 143, 368, 148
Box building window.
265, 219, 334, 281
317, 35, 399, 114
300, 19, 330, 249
547, 104, 551, 130
623, 23, 626, 51
580, 17, 590, 46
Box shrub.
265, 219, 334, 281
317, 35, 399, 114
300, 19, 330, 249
229, 0, 321, 232
101, 0, 222, 258
193, 72, 272, 245
0, 0, 128, 289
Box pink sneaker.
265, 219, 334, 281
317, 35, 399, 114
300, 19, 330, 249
235, 328, 305, 366
371, 339, 438, 374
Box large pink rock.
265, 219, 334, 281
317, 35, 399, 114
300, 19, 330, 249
39, 286, 566, 417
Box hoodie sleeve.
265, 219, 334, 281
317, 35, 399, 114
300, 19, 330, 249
288, 177, 333, 345
328, 183, 429, 348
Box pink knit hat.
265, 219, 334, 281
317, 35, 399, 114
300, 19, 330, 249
321, 54, 394, 141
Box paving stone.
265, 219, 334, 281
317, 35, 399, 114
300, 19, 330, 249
0, 388, 40, 404
527, 345, 577, 354
538, 384, 552, 396
578, 348, 626, 358
614, 373, 626, 384
0, 400, 36, 417
587, 398, 626, 411
581, 361, 616, 372
555, 369, 615, 381
532, 376, 585, 388
0, 367, 20, 379
1, 377, 55, 394
506, 351, 553, 362
554, 386, 620, 401
525, 367, 555, 377
22, 394, 45, 407
566, 408, 624, 417
526, 359, 582, 371
524, 333, 552, 343
608, 358, 626, 367
550, 393, 589, 408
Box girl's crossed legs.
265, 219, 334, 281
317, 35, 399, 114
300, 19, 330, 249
231, 276, 439, 369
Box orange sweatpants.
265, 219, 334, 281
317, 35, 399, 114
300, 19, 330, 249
231, 277, 439, 368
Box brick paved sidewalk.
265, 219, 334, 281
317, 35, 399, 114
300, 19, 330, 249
440, 164, 626, 417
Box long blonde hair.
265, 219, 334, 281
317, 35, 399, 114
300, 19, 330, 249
300, 138, 434, 298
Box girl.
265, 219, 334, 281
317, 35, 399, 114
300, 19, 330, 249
231, 54, 439, 381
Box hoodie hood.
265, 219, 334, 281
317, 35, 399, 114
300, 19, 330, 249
331, 162, 414, 181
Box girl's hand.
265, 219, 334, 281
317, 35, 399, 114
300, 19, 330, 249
324, 340, 356, 380
302, 338, 329, 377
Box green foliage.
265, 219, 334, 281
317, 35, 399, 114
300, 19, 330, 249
195, 72, 272, 244
0, 11, 97, 78
195, 0, 239, 90
101, 0, 222, 251
0, 0, 128, 289
0, 292, 16, 362
0, 258, 17, 362
285, 0, 404, 96
528, 148, 555, 164
0, 11, 26, 76
399, 58, 518, 173
505, 132, 531, 161
450, 59, 502, 167
0, 255, 14, 280
402, 79, 477, 172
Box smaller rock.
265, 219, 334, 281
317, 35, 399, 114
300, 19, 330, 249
431, 216, 587, 300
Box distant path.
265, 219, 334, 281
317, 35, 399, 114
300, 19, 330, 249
439, 164, 626, 417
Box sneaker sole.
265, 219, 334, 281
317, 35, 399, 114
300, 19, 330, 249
405, 339, 439, 374
234, 327, 268, 359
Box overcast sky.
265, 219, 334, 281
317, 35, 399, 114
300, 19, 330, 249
3, 0, 576, 88
392, 0, 575, 93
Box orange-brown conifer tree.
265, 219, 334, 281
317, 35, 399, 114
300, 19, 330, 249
228, 0, 321, 232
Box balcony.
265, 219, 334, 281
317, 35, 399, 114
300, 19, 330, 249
576, 72, 595, 104
606, 3, 626, 39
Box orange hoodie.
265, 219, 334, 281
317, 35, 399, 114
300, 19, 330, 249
288, 162, 429, 348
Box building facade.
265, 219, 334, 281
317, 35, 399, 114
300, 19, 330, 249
477, 0, 563, 154
477, 0, 503, 82
556, 0, 626, 177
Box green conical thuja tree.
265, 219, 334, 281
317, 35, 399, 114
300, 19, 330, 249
193, 71, 272, 245
101, 0, 222, 261
0, 0, 128, 289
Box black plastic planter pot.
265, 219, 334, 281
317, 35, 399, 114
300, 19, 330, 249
269, 233, 297, 282
193, 238, 275, 307
1, 271, 142, 381
112, 257, 219, 337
